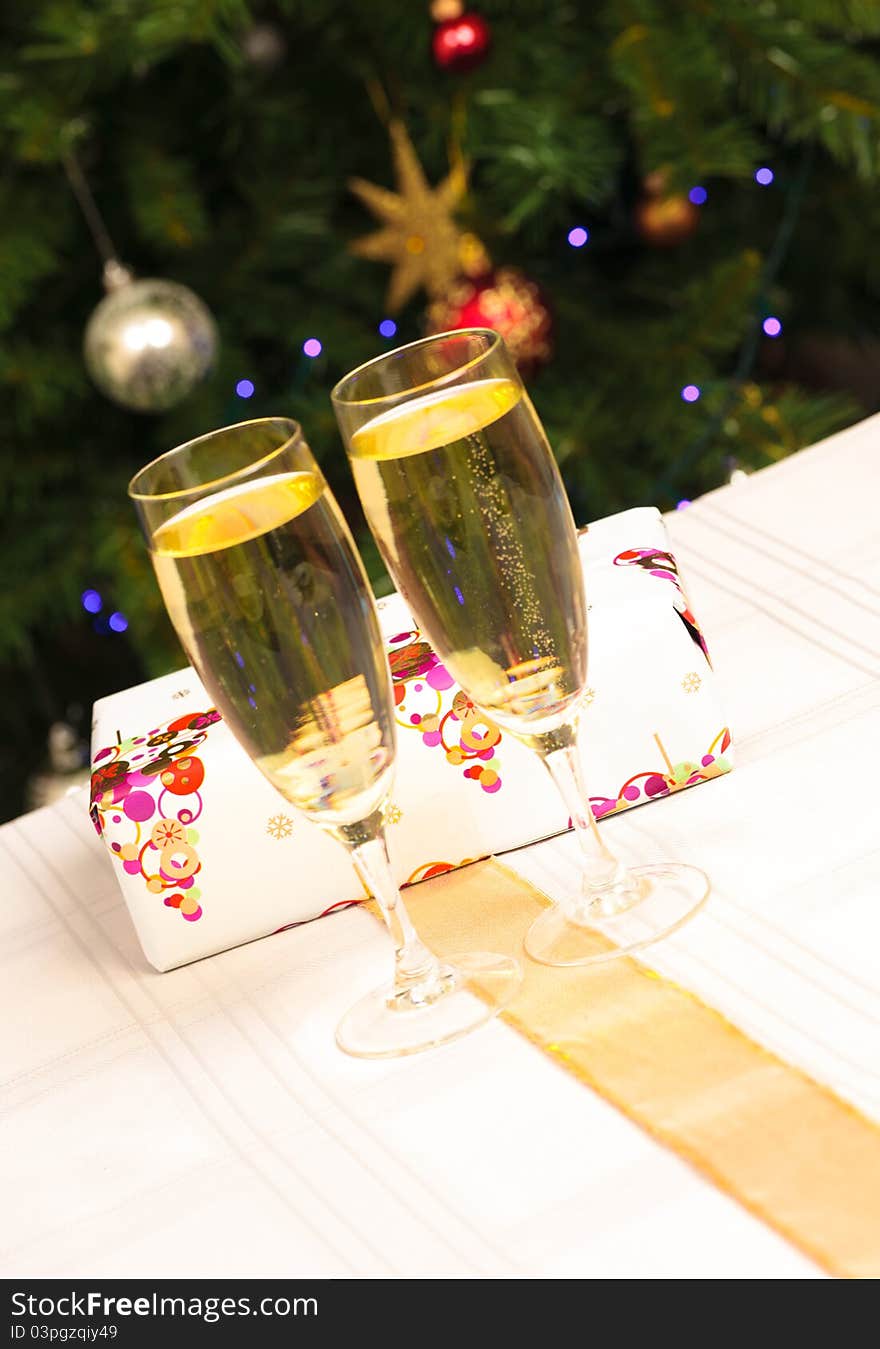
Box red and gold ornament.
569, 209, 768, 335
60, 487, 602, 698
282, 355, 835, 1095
349, 117, 551, 370
427, 251, 554, 374
431, 6, 492, 73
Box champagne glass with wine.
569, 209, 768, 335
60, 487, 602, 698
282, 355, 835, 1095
129, 418, 521, 1056
332, 332, 709, 966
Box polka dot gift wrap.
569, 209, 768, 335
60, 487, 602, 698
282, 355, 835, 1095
90, 506, 731, 970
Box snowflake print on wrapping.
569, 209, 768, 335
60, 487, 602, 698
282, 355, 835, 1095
267, 813, 294, 840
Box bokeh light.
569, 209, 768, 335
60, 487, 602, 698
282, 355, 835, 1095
567, 226, 589, 248
681, 385, 701, 403
688, 186, 708, 205
676, 499, 692, 510
303, 338, 322, 358
762, 316, 782, 337
235, 379, 255, 398
108, 611, 129, 633
81, 589, 102, 614
378, 319, 397, 338
755, 167, 774, 185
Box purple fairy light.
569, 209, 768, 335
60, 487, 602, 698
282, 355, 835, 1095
567, 226, 589, 248
302, 338, 322, 358
688, 186, 708, 205
81, 589, 102, 614
676, 499, 692, 511
762, 316, 782, 337
378, 319, 397, 338
755, 167, 774, 185
681, 385, 701, 403
235, 379, 255, 398
108, 612, 128, 633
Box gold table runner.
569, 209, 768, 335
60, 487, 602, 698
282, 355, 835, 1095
389, 857, 880, 1279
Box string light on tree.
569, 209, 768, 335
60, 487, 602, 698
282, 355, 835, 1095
762, 316, 783, 337
755, 166, 774, 185
681, 384, 701, 403
235, 379, 255, 398
567, 226, 589, 247
378, 318, 397, 337
688, 186, 708, 205
302, 338, 322, 358
82, 586, 127, 634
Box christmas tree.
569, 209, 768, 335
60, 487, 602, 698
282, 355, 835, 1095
3, 0, 880, 818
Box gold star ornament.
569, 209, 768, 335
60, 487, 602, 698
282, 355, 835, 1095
349, 120, 468, 312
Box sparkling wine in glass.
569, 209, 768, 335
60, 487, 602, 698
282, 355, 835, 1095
129, 418, 521, 1055
332, 333, 709, 966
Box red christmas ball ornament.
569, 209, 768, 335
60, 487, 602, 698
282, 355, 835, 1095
432, 10, 492, 73
427, 267, 554, 373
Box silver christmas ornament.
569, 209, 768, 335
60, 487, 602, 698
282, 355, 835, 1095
84, 263, 218, 413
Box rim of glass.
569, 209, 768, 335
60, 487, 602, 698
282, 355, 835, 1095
330, 327, 502, 408
127, 417, 304, 503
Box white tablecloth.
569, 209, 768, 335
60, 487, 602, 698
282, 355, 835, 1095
3, 413, 879, 1279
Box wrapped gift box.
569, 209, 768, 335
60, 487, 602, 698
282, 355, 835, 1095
90, 506, 732, 971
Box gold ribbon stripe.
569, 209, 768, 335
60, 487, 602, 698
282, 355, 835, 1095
391, 857, 880, 1279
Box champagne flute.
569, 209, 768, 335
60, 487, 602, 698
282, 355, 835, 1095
129, 418, 521, 1056
332, 332, 709, 966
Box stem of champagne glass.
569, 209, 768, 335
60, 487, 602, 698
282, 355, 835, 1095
533, 722, 638, 913
337, 811, 449, 1005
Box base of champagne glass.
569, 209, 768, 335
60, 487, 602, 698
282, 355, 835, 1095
524, 862, 709, 968
336, 951, 522, 1059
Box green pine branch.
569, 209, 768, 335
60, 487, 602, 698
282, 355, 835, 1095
0, 0, 878, 799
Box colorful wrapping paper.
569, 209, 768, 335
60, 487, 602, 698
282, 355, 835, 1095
90, 506, 731, 971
